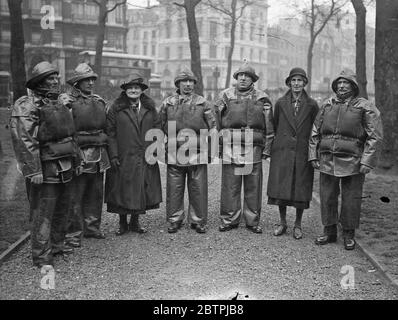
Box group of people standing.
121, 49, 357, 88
10, 60, 383, 268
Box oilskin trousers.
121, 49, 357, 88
220, 162, 263, 227
29, 181, 72, 266
320, 172, 365, 233
66, 172, 104, 243
166, 164, 208, 226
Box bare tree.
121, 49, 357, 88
351, 0, 368, 98
299, 0, 348, 93
93, 0, 127, 82
375, 0, 398, 169
173, 0, 204, 96
204, 0, 258, 88
7, 0, 27, 101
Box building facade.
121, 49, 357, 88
127, 0, 269, 99
0, 0, 128, 86
267, 14, 375, 99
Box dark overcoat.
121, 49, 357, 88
267, 90, 319, 202
105, 92, 162, 212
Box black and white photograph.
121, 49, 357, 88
0, 0, 397, 307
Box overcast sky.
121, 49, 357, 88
127, 0, 376, 27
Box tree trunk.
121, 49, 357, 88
7, 0, 27, 102
94, 0, 107, 82
306, 40, 314, 94
351, 0, 368, 98
225, 0, 237, 89
184, 1, 204, 96
375, 0, 398, 168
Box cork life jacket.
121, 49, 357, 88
220, 92, 265, 145
319, 98, 366, 157
37, 92, 77, 161
69, 94, 107, 147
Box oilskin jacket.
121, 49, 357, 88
61, 88, 110, 173
159, 92, 217, 166
309, 95, 383, 177
215, 87, 274, 164
10, 91, 79, 183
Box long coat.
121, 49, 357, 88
105, 92, 162, 212
267, 90, 319, 202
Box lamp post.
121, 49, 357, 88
213, 65, 220, 98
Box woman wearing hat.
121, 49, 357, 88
267, 67, 319, 239
63, 63, 110, 246
105, 74, 162, 235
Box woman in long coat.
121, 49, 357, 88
105, 74, 162, 235
267, 68, 319, 239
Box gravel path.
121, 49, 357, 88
1, 162, 397, 300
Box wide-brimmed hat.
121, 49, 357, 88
174, 68, 197, 87
331, 69, 359, 97
285, 67, 308, 86
120, 73, 148, 91
233, 62, 259, 82
67, 63, 98, 86
26, 61, 59, 90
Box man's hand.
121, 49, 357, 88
311, 160, 320, 169
75, 165, 83, 176
58, 93, 73, 106
359, 164, 372, 174
262, 154, 270, 161
31, 173, 43, 185
111, 158, 120, 168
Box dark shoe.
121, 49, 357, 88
52, 246, 74, 256
344, 238, 356, 250
116, 224, 129, 236
273, 224, 287, 236
66, 240, 81, 248
195, 225, 207, 234
315, 234, 337, 245
84, 232, 106, 239
129, 215, 147, 233
218, 224, 239, 232
246, 225, 263, 234
190, 223, 197, 230
168, 221, 182, 233
292, 226, 303, 240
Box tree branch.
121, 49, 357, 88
106, 0, 127, 13
173, 2, 185, 8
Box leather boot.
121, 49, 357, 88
116, 214, 129, 236
129, 213, 147, 233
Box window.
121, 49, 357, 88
165, 21, 171, 39
240, 47, 244, 60
52, 30, 62, 45
133, 45, 138, 54
115, 5, 124, 24
259, 27, 264, 42
250, 48, 253, 61
85, 3, 98, 21
165, 46, 170, 59
143, 31, 148, 41
133, 30, 140, 40
51, 0, 62, 17
225, 46, 230, 60
0, 0, 8, 13
151, 44, 156, 56
224, 23, 230, 38
152, 30, 156, 39
259, 49, 263, 62
31, 0, 42, 13
209, 21, 217, 40
178, 20, 184, 38
72, 32, 84, 47
72, 2, 84, 20
240, 24, 244, 40
0, 27, 10, 42
209, 45, 217, 59
178, 46, 183, 59
86, 33, 96, 48
31, 31, 42, 45
197, 19, 202, 37
207, 76, 214, 90
143, 44, 148, 55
